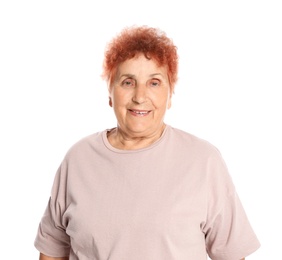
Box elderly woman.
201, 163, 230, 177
35, 26, 260, 260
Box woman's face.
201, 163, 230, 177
109, 54, 172, 138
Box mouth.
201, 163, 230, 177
128, 109, 151, 116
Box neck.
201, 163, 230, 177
107, 124, 166, 150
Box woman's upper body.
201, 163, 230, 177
35, 25, 260, 259
35, 125, 259, 259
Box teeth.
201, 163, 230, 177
133, 110, 148, 115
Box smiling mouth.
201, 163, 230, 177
129, 109, 151, 116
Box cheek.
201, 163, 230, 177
154, 92, 171, 109
110, 88, 123, 106
111, 91, 131, 113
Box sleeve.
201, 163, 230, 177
202, 150, 260, 260
34, 160, 71, 257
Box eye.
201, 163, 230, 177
149, 79, 161, 87
121, 78, 135, 87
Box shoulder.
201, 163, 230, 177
167, 126, 230, 179
63, 130, 106, 161
167, 125, 221, 157
165, 126, 235, 197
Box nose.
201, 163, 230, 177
132, 85, 147, 104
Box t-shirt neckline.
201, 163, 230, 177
102, 125, 170, 154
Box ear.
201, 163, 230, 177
167, 88, 173, 109
167, 98, 172, 109
109, 97, 112, 107
166, 92, 172, 109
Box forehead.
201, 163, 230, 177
116, 55, 168, 76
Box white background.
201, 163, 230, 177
0, 0, 281, 259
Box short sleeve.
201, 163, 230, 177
205, 191, 260, 260
202, 151, 260, 260
34, 161, 71, 257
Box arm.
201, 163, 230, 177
39, 253, 69, 260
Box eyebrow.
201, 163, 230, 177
150, 73, 164, 78
119, 74, 135, 79
119, 73, 165, 79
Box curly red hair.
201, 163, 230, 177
102, 25, 178, 90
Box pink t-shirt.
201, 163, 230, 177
35, 125, 260, 259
